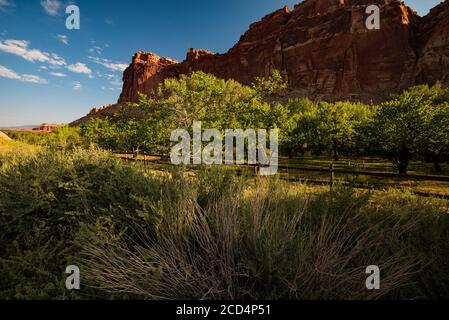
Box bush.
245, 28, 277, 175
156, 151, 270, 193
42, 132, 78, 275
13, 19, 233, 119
5, 126, 84, 149
0, 147, 169, 299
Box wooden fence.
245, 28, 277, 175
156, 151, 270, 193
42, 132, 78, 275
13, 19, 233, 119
116, 152, 449, 200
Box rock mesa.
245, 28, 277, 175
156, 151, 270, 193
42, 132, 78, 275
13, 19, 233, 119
117, 0, 449, 104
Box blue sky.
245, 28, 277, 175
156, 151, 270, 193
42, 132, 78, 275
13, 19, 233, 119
0, 0, 443, 126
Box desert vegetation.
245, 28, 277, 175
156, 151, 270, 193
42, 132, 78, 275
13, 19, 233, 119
1, 71, 449, 300
0, 147, 449, 300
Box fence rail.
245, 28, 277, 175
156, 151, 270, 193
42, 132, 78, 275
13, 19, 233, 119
115, 152, 449, 199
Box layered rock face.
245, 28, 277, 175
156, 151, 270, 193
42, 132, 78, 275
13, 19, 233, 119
118, 0, 449, 104
413, 0, 449, 86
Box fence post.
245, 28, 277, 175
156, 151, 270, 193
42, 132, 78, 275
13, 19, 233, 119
254, 164, 259, 176
330, 163, 335, 190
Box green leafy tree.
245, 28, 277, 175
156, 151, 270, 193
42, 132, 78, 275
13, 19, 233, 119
285, 100, 373, 160
370, 84, 449, 174
252, 69, 288, 100
80, 117, 120, 151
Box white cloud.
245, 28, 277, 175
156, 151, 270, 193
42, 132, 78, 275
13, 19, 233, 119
0, 0, 14, 12
0, 64, 20, 79
104, 18, 114, 25
21, 74, 48, 84
67, 62, 92, 75
40, 0, 61, 16
56, 34, 69, 45
103, 73, 117, 81
0, 64, 48, 84
88, 46, 103, 56
0, 39, 66, 66
72, 81, 82, 91
50, 72, 66, 77
88, 56, 127, 72
96, 71, 122, 87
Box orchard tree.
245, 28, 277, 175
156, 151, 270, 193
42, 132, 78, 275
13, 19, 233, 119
252, 69, 288, 100
80, 117, 120, 151
283, 98, 319, 157
146, 71, 292, 144
370, 84, 449, 174
285, 100, 373, 160
420, 102, 449, 172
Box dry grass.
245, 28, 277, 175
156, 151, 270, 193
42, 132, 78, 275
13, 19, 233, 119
0, 139, 36, 155
78, 173, 442, 300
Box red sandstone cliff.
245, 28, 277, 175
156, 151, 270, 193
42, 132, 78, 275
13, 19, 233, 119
116, 0, 449, 105
413, 0, 449, 86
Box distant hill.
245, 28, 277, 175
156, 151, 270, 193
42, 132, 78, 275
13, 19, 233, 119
0, 125, 37, 131
0, 131, 12, 140
1, 124, 61, 132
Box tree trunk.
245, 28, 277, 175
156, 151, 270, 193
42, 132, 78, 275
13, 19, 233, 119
432, 152, 442, 173
398, 160, 408, 174
397, 147, 410, 174
332, 139, 339, 162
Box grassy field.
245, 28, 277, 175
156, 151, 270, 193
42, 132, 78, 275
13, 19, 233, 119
1, 146, 449, 299
0, 138, 37, 154
2, 136, 449, 197
116, 152, 449, 198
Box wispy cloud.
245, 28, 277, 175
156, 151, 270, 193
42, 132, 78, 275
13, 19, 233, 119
40, 0, 61, 16
0, 0, 15, 12
104, 18, 114, 25
0, 39, 66, 66
0, 64, 20, 79
50, 72, 66, 77
21, 74, 48, 84
88, 46, 103, 56
96, 71, 122, 88
67, 62, 92, 75
89, 56, 127, 72
102, 86, 120, 91
0, 64, 48, 84
56, 34, 69, 45
72, 81, 82, 91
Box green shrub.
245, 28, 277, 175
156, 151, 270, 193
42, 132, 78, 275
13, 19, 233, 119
5, 126, 84, 148
0, 147, 168, 299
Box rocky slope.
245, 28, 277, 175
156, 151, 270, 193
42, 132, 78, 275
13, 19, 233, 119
74, 0, 449, 124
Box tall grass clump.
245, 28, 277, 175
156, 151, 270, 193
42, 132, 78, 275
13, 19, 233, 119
78, 173, 449, 300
